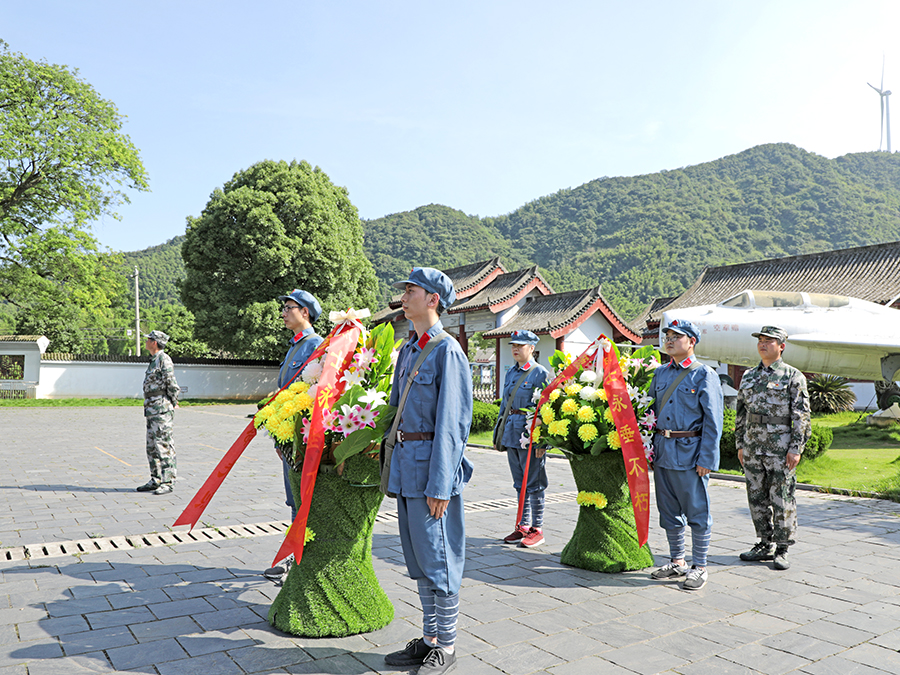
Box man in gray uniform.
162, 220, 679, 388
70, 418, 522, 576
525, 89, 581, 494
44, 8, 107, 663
138, 330, 180, 495
737, 326, 811, 570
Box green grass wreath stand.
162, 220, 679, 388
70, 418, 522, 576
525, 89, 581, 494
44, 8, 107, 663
561, 451, 654, 573
268, 453, 394, 637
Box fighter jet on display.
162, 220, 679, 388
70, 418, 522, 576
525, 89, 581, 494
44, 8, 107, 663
662, 289, 900, 382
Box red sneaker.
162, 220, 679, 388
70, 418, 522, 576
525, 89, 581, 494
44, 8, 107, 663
520, 528, 545, 548
502, 525, 528, 543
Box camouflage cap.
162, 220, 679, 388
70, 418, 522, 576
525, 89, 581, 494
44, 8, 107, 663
144, 330, 170, 347
751, 325, 788, 342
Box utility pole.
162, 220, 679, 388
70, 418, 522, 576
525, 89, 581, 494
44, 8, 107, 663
131, 267, 141, 355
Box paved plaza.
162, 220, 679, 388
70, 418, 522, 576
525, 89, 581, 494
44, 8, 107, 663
1, 405, 900, 674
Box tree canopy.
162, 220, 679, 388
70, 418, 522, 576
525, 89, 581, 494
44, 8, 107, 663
0, 41, 149, 352
181, 159, 378, 359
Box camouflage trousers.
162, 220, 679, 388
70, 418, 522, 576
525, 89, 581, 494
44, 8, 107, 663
146, 412, 176, 485
743, 451, 797, 546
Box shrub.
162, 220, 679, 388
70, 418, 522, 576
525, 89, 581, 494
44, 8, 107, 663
719, 408, 741, 471
803, 425, 833, 462
808, 374, 856, 413
718, 410, 832, 469
472, 400, 500, 433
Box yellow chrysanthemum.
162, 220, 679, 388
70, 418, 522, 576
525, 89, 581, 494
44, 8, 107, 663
598, 389, 608, 402
274, 419, 295, 444
578, 423, 599, 443
604, 407, 614, 424
548, 389, 562, 402
288, 381, 310, 393
274, 389, 293, 405
564, 382, 583, 397
294, 392, 314, 411
576, 405, 596, 423
560, 398, 579, 416
532, 426, 542, 441
576, 491, 608, 510
280, 399, 301, 418
607, 429, 621, 450
540, 403, 555, 424
305, 527, 316, 544
254, 406, 273, 427
265, 414, 283, 435
548, 419, 570, 437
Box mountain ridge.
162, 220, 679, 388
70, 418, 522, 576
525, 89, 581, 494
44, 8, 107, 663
123, 143, 900, 319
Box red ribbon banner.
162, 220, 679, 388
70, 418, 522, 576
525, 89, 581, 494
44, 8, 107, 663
271, 324, 360, 567
173, 337, 331, 530
601, 344, 650, 547
516, 335, 650, 548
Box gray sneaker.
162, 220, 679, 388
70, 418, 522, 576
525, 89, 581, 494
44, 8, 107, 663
419, 647, 457, 675
152, 483, 173, 495
740, 542, 775, 562
651, 561, 689, 580
773, 546, 790, 570
682, 566, 708, 591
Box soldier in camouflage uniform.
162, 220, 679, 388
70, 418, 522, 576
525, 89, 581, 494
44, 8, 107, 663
138, 330, 181, 495
736, 326, 811, 570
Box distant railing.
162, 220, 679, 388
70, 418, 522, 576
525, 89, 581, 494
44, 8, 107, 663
0, 381, 37, 399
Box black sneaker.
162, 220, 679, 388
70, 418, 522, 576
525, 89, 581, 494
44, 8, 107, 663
773, 546, 790, 570
740, 542, 775, 562
384, 637, 433, 666
136, 480, 159, 492
419, 647, 457, 674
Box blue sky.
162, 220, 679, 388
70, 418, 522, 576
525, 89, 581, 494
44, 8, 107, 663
5, 1, 899, 253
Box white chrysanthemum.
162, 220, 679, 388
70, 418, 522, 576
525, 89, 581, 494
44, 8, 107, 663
579, 370, 598, 384
301, 359, 324, 383
578, 386, 596, 401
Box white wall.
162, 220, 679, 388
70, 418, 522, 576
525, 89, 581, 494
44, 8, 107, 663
36, 360, 278, 400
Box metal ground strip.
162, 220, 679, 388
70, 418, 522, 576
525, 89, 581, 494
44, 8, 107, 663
3, 492, 578, 562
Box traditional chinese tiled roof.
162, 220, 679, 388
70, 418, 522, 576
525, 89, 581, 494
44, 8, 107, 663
370, 305, 405, 325
628, 297, 678, 335
449, 266, 554, 313
0, 335, 45, 342
481, 286, 641, 343
386, 257, 506, 309
443, 257, 506, 296
647, 240, 900, 325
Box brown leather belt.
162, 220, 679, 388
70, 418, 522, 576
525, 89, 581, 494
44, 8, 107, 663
396, 431, 434, 442
748, 413, 790, 425
655, 429, 701, 439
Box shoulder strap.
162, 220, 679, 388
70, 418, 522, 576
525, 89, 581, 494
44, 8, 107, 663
493, 368, 532, 451
658, 360, 702, 413
278, 334, 312, 383
379, 332, 452, 495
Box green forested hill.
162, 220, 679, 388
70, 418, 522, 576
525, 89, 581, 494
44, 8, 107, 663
125, 144, 900, 321
121, 235, 186, 307
366, 144, 900, 317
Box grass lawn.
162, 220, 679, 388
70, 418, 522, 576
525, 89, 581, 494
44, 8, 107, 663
797, 414, 900, 495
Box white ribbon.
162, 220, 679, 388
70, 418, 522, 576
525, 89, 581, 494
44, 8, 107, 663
328, 307, 371, 334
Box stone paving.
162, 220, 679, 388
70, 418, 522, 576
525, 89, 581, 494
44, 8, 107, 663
1, 405, 900, 674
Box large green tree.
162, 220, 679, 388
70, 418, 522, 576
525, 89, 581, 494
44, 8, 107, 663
181, 160, 378, 359
0, 42, 148, 351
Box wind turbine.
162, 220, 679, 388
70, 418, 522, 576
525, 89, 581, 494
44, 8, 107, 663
868, 58, 892, 152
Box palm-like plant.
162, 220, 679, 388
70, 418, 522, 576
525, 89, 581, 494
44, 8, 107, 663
808, 374, 856, 413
